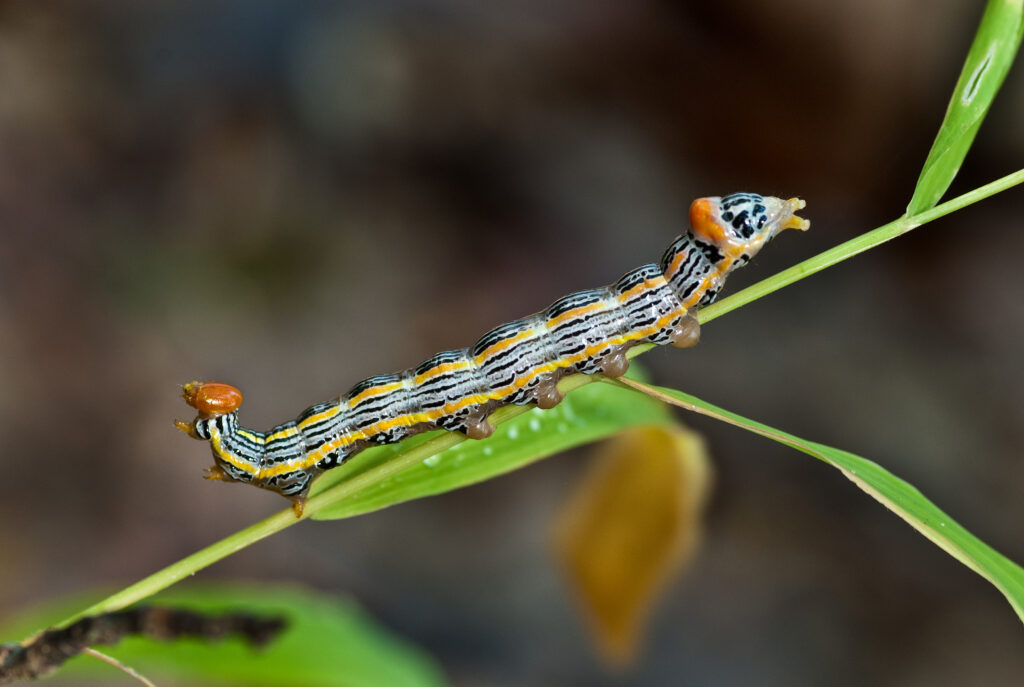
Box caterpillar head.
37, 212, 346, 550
689, 193, 808, 257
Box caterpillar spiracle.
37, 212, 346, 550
177, 193, 808, 515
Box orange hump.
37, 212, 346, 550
182, 381, 243, 416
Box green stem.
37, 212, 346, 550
65, 510, 296, 625
57, 374, 596, 627
699, 168, 1024, 324
57, 167, 1024, 628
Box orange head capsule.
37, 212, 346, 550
181, 381, 243, 417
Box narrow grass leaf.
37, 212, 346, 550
610, 377, 1024, 623
906, 0, 1024, 215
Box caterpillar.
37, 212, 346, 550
177, 193, 808, 515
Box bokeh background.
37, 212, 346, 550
2, 0, 1024, 684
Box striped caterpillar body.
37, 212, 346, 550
177, 193, 809, 514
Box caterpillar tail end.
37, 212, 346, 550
782, 198, 810, 232
203, 464, 231, 481
175, 418, 201, 439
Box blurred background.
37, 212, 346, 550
2, 0, 1023, 684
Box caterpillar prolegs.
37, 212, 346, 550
177, 193, 808, 514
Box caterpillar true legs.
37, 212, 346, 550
177, 194, 808, 515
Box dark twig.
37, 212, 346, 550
0, 606, 287, 683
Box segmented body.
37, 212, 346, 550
179, 193, 808, 511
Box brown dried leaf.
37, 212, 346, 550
552, 425, 711, 667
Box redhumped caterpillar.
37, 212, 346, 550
177, 193, 808, 514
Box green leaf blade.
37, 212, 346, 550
611, 378, 1024, 623
906, 0, 1024, 215
310, 374, 674, 520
